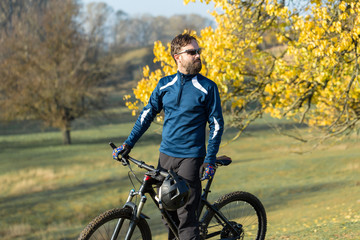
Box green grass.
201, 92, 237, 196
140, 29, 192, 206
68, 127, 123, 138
0, 112, 359, 239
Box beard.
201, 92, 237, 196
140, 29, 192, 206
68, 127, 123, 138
184, 59, 202, 75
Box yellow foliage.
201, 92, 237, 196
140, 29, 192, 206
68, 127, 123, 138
126, 0, 360, 134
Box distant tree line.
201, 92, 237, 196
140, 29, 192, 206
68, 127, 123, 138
110, 10, 213, 51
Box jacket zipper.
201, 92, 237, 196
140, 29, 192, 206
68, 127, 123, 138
176, 75, 185, 106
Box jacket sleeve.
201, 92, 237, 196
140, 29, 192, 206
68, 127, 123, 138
205, 83, 224, 165
124, 84, 163, 147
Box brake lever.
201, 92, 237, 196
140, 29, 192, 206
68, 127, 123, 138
120, 156, 129, 166
109, 142, 129, 165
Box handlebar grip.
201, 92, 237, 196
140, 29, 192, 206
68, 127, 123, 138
109, 142, 117, 149
109, 141, 164, 174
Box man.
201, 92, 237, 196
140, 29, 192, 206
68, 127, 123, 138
113, 33, 224, 240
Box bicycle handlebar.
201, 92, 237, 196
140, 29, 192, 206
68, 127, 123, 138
109, 142, 168, 178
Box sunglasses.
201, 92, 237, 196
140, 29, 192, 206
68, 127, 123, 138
176, 48, 202, 56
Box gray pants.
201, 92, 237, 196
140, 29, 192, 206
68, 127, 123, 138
158, 152, 204, 240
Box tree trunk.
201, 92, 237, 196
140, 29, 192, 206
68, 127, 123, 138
62, 128, 71, 145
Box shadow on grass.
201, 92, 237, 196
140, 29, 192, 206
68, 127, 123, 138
0, 110, 137, 136
262, 179, 349, 211
74, 131, 162, 147
0, 175, 130, 226
0, 132, 162, 151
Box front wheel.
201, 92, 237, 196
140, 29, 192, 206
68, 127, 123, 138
201, 191, 267, 240
79, 207, 151, 240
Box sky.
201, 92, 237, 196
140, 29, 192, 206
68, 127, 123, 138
81, 0, 216, 18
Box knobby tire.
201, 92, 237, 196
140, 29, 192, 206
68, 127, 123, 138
78, 207, 151, 240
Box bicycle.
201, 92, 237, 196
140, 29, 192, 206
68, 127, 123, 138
78, 142, 267, 240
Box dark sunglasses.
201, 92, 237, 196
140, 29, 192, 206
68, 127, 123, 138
176, 48, 202, 56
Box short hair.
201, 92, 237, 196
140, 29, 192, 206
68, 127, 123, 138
171, 33, 198, 62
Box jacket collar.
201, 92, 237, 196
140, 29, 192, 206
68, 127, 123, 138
177, 71, 197, 82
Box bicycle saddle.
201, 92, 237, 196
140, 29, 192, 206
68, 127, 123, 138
215, 155, 232, 166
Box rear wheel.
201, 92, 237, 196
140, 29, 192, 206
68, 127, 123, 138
201, 191, 266, 240
79, 208, 151, 240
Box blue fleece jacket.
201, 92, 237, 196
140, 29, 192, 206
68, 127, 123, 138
125, 71, 224, 165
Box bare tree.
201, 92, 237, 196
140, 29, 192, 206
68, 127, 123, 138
110, 12, 213, 50
0, 0, 48, 35
0, 0, 110, 144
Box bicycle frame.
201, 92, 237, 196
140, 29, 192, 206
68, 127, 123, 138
113, 167, 241, 240
198, 175, 242, 239
115, 172, 180, 240
108, 142, 239, 240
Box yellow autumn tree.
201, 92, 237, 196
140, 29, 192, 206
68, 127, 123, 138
126, 0, 360, 141
268, 0, 360, 138
125, 0, 287, 138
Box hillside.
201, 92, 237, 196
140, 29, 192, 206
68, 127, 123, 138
0, 111, 359, 239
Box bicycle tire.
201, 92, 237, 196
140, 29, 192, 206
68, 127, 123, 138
78, 207, 151, 240
201, 191, 267, 240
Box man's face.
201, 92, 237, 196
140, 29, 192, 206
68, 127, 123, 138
175, 39, 202, 75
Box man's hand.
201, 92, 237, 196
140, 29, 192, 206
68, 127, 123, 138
201, 163, 215, 180
112, 144, 132, 162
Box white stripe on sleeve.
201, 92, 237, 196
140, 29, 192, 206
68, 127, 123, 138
211, 117, 220, 139
140, 108, 151, 125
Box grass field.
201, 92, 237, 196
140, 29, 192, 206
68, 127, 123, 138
0, 110, 359, 240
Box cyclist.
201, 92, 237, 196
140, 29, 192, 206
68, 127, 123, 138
113, 33, 224, 240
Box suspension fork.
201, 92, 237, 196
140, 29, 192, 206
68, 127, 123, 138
112, 174, 152, 240
111, 189, 137, 240
123, 175, 154, 240
124, 194, 147, 240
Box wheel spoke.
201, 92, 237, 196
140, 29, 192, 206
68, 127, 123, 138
201, 192, 266, 240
